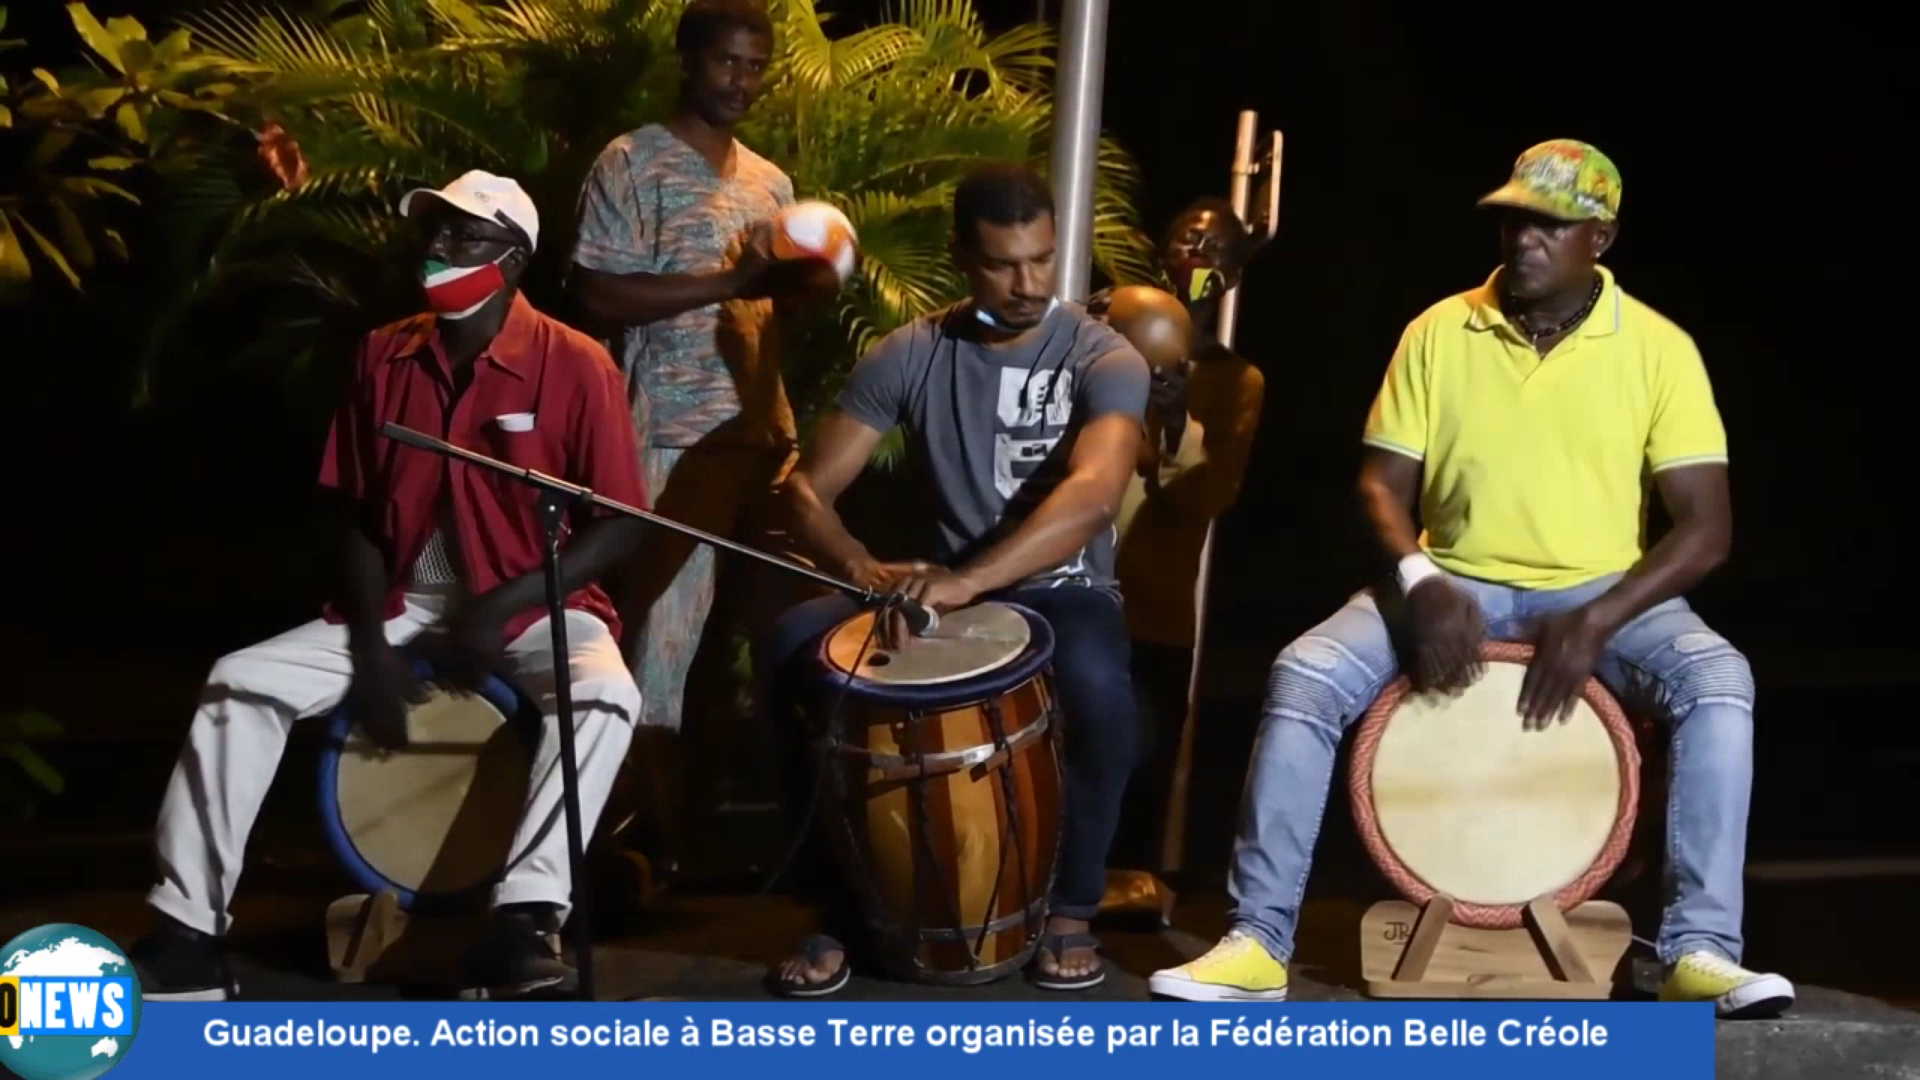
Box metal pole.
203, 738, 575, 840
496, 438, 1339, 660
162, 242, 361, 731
1049, 0, 1109, 302
1217, 110, 1259, 348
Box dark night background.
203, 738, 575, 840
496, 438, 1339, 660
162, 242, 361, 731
3, 0, 1915, 997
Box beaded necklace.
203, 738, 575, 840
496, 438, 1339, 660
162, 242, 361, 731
1507, 272, 1602, 344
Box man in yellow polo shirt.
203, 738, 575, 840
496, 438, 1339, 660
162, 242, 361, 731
1149, 140, 1794, 1018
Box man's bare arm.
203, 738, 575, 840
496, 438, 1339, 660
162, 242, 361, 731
1584, 463, 1732, 634
1517, 463, 1733, 724
333, 511, 392, 651
1358, 445, 1487, 689
779, 409, 889, 582
957, 412, 1141, 595
570, 264, 749, 328
1356, 447, 1425, 569
470, 517, 649, 621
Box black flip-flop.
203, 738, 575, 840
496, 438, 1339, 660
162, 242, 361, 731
1029, 931, 1106, 991
766, 934, 852, 998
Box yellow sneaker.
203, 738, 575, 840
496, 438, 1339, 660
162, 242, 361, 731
1148, 930, 1289, 1002
1658, 950, 1795, 1018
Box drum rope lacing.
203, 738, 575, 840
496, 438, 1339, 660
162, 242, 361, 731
836, 718, 1048, 776
906, 733, 970, 959
893, 692, 1024, 969
980, 696, 1032, 962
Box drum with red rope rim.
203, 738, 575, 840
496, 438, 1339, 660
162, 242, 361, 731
1347, 640, 1642, 930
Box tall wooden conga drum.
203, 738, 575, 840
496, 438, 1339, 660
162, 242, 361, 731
1349, 641, 1642, 930
316, 653, 543, 915
810, 602, 1064, 986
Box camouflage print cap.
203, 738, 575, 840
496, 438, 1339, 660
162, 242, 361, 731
1477, 139, 1622, 222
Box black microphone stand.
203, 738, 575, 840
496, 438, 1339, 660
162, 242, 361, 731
381, 421, 897, 1001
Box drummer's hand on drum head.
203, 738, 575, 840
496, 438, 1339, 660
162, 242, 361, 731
1517, 606, 1608, 730
889, 567, 980, 648
862, 561, 979, 651
846, 558, 921, 596
1403, 578, 1486, 696
347, 639, 425, 750
847, 559, 925, 650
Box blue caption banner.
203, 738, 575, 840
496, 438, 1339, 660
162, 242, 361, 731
103, 1002, 1715, 1079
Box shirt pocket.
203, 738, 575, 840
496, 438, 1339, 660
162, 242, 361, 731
479, 409, 561, 471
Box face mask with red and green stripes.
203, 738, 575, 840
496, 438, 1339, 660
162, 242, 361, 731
422, 253, 512, 318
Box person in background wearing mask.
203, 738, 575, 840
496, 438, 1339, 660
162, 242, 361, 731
128, 170, 654, 1004
1090, 199, 1267, 888
1150, 141, 1795, 1019
570, 0, 825, 814
754, 163, 1151, 997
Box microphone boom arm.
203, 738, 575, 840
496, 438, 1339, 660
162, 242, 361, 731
380, 421, 908, 614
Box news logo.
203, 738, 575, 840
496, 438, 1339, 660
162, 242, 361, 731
0, 923, 143, 1080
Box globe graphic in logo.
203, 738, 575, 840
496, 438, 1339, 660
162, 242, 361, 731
0, 923, 143, 1080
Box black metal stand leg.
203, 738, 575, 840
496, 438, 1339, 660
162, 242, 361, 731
539, 491, 595, 1002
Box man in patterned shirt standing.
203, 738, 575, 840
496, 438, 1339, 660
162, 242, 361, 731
570, 1, 824, 777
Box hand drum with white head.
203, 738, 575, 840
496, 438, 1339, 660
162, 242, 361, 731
317, 659, 542, 913
1347, 641, 1641, 929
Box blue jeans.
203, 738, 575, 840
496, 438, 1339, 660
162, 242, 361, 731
758, 584, 1139, 924
1229, 572, 1755, 967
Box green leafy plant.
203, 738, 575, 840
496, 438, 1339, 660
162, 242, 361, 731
131, 0, 671, 399
0, 710, 63, 822
0, 3, 231, 293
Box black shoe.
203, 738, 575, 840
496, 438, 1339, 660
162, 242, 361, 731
458, 906, 578, 1001
129, 915, 237, 1001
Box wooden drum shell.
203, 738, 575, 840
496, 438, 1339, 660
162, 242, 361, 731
813, 603, 1064, 986
1348, 641, 1641, 930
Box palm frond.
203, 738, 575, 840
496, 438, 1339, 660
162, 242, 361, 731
182, 3, 375, 77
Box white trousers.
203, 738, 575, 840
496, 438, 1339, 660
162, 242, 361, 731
147, 591, 641, 936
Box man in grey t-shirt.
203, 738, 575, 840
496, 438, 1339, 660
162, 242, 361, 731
756, 164, 1150, 997
834, 280, 1146, 592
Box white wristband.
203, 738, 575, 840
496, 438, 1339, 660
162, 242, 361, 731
1396, 552, 1444, 595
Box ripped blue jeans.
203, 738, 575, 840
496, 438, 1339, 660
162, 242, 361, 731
1229, 572, 1755, 967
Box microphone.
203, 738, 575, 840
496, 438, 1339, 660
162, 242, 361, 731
892, 595, 940, 637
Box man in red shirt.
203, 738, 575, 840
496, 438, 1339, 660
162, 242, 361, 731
127, 171, 653, 1002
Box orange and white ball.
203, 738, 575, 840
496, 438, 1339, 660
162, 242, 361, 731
770, 199, 858, 283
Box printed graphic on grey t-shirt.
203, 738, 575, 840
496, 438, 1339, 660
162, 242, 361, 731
992, 365, 1076, 497
990, 363, 1098, 583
